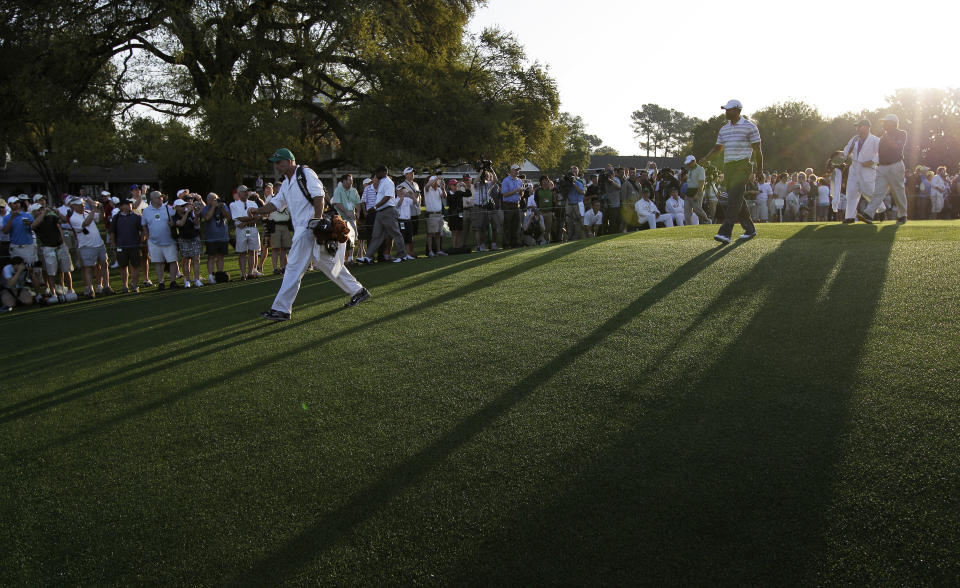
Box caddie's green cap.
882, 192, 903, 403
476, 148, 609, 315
268, 148, 295, 162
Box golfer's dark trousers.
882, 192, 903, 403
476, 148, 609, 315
718, 159, 757, 239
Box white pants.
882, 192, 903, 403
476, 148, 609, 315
271, 230, 363, 314
669, 212, 685, 226
845, 165, 877, 220
637, 214, 674, 229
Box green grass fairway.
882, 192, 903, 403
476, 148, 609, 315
3, 221, 959, 585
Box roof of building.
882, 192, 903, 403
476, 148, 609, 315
589, 154, 686, 171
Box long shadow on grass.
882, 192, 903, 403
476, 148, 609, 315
6, 238, 604, 460
1, 250, 518, 418
234, 241, 739, 583
448, 224, 898, 585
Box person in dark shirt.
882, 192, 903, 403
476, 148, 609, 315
174, 197, 204, 287
862, 113, 909, 224
32, 205, 74, 297
110, 199, 144, 292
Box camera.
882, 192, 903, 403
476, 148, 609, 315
264, 219, 277, 233
474, 158, 493, 173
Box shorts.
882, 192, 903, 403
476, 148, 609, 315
205, 241, 229, 256
61, 229, 76, 250
115, 246, 142, 268
10, 243, 37, 265
398, 218, 414, 244
270, 223, 293, 248
448, 212, 464, 231
410, 215, 420, 236
235, 227, 261, 253
177, 237, 203, 258
42, 245, 74, 274
147, 242, 179, 263
426, 212, 444, 233
78, 245, 107, 267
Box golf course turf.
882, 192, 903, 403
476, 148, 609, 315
2, 221, 959, 584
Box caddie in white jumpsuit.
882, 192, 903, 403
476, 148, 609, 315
840, 119, 880, 223
254, 148, 369, 321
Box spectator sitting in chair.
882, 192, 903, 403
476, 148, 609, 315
1, 256, 34, 312
664, 188, 687, 226
635, 190, 674, 230
583, 199, 604, 237
521, 202, 547, 245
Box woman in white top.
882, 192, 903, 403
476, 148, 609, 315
931, 167, 948, 218
772, 173, 790, 222
395, 186, 417, 261
755, 173, 771, 222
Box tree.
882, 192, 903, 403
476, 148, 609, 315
631, 104, 702, 157
553, 113, 592, 174
593, 146, 619, 156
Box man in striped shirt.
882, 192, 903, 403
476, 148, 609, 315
699, 99, 763, 244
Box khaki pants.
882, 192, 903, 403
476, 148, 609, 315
864, 160, 907, 219
565, 203, 584, 240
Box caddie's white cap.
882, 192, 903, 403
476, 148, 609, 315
6, 196, 19, 204
881, 113, 900, 124
362, 178, 372, 185
173, 198, 188, 206
684, 155, 697, 164
721, 99, 743, 110
33, 193, 45, 201
403, 167, 415, 174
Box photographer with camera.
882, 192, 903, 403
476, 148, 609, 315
230, 185, 263, 280
109, 198, 142, 293
2, 197, 41, 292
562, 166, 586, 240
67, 196, 112, 297
531, 176, 557, 242
254, 148, 369, 321
201, 193, 231, 283
174, 197, 203, 287
32, 198, 74, 298
500, 164, 525, 248
399, 167, 423, 252
471, 163, 501, 251
1, 256, 34, 312
265, 182, 294, 271
521, 201, 547, 245
141, 191, 180, 290
421, 174, 447, 257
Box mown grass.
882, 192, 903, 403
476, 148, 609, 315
2, 221, 959, 585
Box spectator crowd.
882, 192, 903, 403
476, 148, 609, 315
3, 156, 959, 314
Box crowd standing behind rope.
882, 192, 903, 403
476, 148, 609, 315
2, 140, 959, 314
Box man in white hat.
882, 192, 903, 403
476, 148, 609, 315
2, 197, 41, 289
859, 113, 908, 224
422, 174, 447, 256
399, 167, 422, 254
229, 185, 263, 279
839, 119, 880, 224
683, 155, 710, 225
500, 164, 525, 247
699, 99, 762, 243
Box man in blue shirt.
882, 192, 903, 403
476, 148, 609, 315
564, 166, 586, 240
1, 197, 40, 288
500, 164, 525, 248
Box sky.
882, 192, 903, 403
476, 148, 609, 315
468, 0, 960, 155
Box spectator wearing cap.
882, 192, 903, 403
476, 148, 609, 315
1, 256, 34, 312
564, 166, 586, 240
2, 196, 41, 290
698, 100, 762, 243
683, 156, 710, 225
446, 178, 469, 250
125, 184, 153, 287
364, 166, 408, 262
331, 174, 361, 263
604, 168, 624, 235
67, 195, 113, 296
395, 185, 418, 261
839, 119, 880, 224
259, 182, 290, 273
422, 175, 448, 256
635, 190, 674, 230
664, 189, 687, 226
174, 196, 203, 287
471, 167, 501, 251
532, 176, 557, 242
202, 192, 231, 282
861, 113, 909, 224
399, 167, 422, 252
141, 191, 180, 290
521, 200, 547, 245
229, 185, 263, 279
31, 198, 73, 298
110, 198, 143, 293
500, 164, 524, 248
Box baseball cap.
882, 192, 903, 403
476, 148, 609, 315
173, 199, 188, 206
6, 196, 18, 204
510, 164, 520, 170
448, 179, 458, 187
856, 119, 872, 128
129, 184, 140, 191
267, 148, 295, 162
118, 198, 131, 206
881, 114, 899, 124
176, 189, 189, 198
403, 167, 415, 175
236, 185, 249, 193
721, 99, 743, 110
462, 173, 471, 179
28, 203, 42, 212
101, 190, 111, 197
684, 155, 696, 165
33, 194, 44, 201
111, 197, 120, 204
428, 175, 438, 183
362, 178, 373, 185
